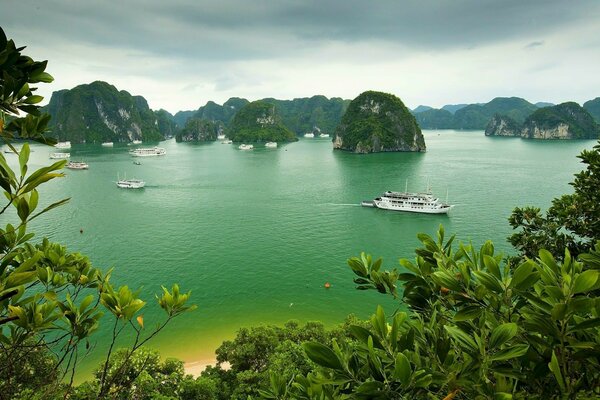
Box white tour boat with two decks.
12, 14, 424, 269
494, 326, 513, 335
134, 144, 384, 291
129, 147, 167, 157
66, 161, 89, 170
362, 182, 453, 214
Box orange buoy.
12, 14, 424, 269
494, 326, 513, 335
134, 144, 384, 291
324, 282, 331, 289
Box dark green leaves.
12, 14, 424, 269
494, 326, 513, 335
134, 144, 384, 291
489, 323, 518, 349
303, 342, 343, 371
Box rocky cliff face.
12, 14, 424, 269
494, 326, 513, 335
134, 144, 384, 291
485, 114, 521, 136
333, 91, 425, 153
485, 103, 600, 140
521, 102, 599, 140
176, 118, 222, 142
46, 81, 164, 143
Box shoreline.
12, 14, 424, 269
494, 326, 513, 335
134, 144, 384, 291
184, 358, 230, 377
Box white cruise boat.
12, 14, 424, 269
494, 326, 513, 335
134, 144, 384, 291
304, 133, 315, 138
129, 147, 167, 157
116, 178, 145, 189
101, 142, 114, 147
265, 142, 277, 148
55, 141, 71, 149
221, 139, 233, 144
238, 144, 253, 150
371, 189, 453, 214
66, 161, 89, 170
50, 152, 70, 159
319, 133, 329, 138
217, 134, 226, 140
132, 139, 142, 145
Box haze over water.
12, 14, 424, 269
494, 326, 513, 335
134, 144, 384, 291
11, 130, 594, 375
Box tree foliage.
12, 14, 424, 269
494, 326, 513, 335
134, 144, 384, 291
227, 101, 297, 143
0, 26, 195, 399
289, 227, 600, 399
509, 140, 600, 258
334, 91, 425, 153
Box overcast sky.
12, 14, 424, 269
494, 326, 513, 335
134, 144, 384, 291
2, 0, 600, 114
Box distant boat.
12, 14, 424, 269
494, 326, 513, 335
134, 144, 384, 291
66, 161, 89, 170
116, 173, 145, 189
304, 133, 315, 138
50, 152, 70, 159
265, 142, 277, 148
221, 140, 233, 144
238, 144, 254, 150
129, 147, 166, 157
132, 139, 142, 145
55, 141, 71, 149
101, 142, 114, 147
319, 133, 329, 138
133, 160, 141, 165
116, 179, 145, 189
217, 134, 226, 140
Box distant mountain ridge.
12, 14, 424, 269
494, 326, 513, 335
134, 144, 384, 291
413, 97, 542, 130
43, 82, 599, 143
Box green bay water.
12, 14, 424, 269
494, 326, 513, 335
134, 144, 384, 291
10, 130, 595, 377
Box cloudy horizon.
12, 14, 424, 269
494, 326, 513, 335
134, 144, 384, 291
2, 0, 600, 114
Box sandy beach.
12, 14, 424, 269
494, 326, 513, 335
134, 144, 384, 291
184, 358, 230, 377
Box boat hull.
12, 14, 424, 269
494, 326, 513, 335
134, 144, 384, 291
373, 200, 453, 214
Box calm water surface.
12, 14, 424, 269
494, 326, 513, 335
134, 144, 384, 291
9, 130, 595, 376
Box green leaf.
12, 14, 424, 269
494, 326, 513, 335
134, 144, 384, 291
489, 323, 517, 349
548, 350, 565, 392
572, 270, 599, 294
303, 342, 343, 371
23, 95, 43, 104
18, 143, 30, 176
474, 270, 504, 293
551, 303, 567, 321
454, 306, 482, 321
432, 271, 462, 291
509, 260, 538, 290
393, 353, 412, 384
445, 326, 478, 352
490, 344, 529, 361
355, 381, 383, 395
16, 197, 30, 221
483, 255, 501, 279
539, 249, 559, 275
569, 317, 600, 332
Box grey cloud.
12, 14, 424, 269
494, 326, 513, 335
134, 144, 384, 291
2, 0, 599, 63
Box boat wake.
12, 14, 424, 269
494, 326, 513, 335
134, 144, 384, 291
324, 203, 361, 207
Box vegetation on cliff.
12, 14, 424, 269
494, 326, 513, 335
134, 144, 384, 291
227, 101, 297, 143
333, 90, 425, 153
45, 81, 165, 143
583, 97, 600, 124
414, 97, 538, 130
522, 102, 600, 139
485, 113, 521, 136
176, 118, 222, 142
263, 95, 350, 136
